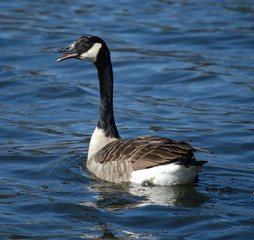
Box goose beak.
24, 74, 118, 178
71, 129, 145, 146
55, 43, 77, 62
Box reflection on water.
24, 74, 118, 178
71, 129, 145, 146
129, 183, 207, 207
80, 222, 153, 240
85, 181, 207, 209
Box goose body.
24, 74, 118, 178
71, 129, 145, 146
56, 35, 212, 185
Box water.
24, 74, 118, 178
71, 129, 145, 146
0, 0, 254, 239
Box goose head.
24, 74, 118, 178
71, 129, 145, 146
55, 35, 109, 64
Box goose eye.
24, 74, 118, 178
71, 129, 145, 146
84, 39, 90, 45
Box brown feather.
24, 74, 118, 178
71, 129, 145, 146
93, 135, 212, 172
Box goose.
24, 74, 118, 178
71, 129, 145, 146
55, 35, 213, 185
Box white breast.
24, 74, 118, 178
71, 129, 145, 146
88, 127, 118, 160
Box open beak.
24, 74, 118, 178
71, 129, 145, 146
55, 43, 77, 62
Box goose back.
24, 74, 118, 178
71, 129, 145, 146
86, 135, 209, 183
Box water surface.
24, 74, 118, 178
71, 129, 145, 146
0, 0, 254, 239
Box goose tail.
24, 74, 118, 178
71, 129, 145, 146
195, 147, 214, 154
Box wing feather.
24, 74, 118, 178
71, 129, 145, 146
93, 135, 212, 171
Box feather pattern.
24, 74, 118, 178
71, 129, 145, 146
87, 135, 212, 183
56, 35, 213, 185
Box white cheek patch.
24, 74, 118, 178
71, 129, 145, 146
79, 43, 102, 63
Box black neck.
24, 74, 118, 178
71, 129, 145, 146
95, 52, 120, 139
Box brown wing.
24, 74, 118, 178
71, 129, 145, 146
94, 135, 212, 171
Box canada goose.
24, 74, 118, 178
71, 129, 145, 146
55, 35, 213, 185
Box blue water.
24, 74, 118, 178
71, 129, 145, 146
1, 0, 254, 239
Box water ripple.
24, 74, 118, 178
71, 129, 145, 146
1, 0, 254, 239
